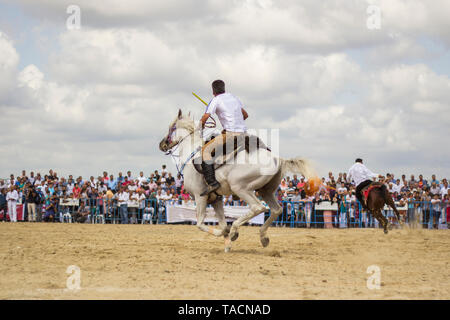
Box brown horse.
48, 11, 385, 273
365, 183, 403, 234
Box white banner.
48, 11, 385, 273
166, 204, 265, 225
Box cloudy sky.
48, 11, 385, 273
1, 0, 449, 180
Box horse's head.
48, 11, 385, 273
159, 109, 195, 153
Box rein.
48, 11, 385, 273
165, 127, 203, 178
164, 116, 217, 177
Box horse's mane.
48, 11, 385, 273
176, 115, 196, 133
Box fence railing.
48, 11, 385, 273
3, 197, 449, 229
272, 200, 448, 229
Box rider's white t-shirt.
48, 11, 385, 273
347, 163, 378, 187
206, 93, 247, 133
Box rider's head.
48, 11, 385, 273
355, 158, 363, 164
212, 80, 225, 96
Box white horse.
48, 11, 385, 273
159, 110, 318, 252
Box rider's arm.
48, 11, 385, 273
241, 108, 248, 120
200, 113, 211, 128
346, 168, 352, 184
364, 166, 379, 179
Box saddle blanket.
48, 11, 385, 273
362, 182, 383, 201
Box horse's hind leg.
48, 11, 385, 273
374, 209, 389, 234
229, 189, 268, 243
384, 190, 403, 228
259, 192, 282, 247
211, 197, 230, 237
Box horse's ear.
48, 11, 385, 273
178, 109, 182, 119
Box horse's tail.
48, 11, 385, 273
381, 184, 402, 224
380, 184, 394, 206
280, 157, 316, 179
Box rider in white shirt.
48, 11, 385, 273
347, 158, 380, 210
199, 80, 249, 196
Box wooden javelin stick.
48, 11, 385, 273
192, 92, 216, 128
192, 92, 208, 106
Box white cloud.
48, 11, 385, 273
0, 31, 19, 100
1, 1, 450, 179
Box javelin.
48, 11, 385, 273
192, 92, 216, 128
192, 92, 208, 107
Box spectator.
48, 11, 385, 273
116, 187, 130, 224
128, 190, 139, 224
0, 188, 7, 221
0, 180, 6, 193
161, 165, 168, 176
26, 187, 39, 222
175, 174, 183, 195
107, 175, 117, 192
102, 171, 109, 182
154, 170, 161, 182
431, 174, 439, 186
440, 180, 449, 199
409, 175, 416, 189
73, 201, 90, 223
444, 194, 450, 225
418, 174, 428, 189
128, 180, 138, 192
122, 176, 131, 187
72, 183, 81, 198
166, 172, 175, 186
117, 172, 124, 184
430, 194, 441, 229
98, 181, 107, 194
43, 195, 58, 222
126, 171, 133, 181
6, 186, 19, 222
430, 182, 441, 197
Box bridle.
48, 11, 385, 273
164, 115, 216, 155
164, 117, 216, 177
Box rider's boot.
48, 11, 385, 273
200, 162, 221, 196
357, 192, 369, 211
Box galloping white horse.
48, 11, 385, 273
159, 110, 318, 252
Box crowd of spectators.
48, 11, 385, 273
0, 167, 449, 228
276, 172, 450, 229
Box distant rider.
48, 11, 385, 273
347, 158, 381, 210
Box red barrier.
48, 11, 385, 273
0, 204, 24, 221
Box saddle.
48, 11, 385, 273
193, 134, 271, 174
362, 182, 384, 201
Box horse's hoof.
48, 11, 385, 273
261, 237, 270, 248
224, 247, 231, 253
231, 232, 239, 242
384, 229, 388, 234
388, 224, 394, 230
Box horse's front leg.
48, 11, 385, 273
195, 195, 228, 237
211, 197, 230, 237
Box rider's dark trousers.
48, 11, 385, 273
356, 179, 373, 207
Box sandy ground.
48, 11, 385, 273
0, 222, 449, 300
